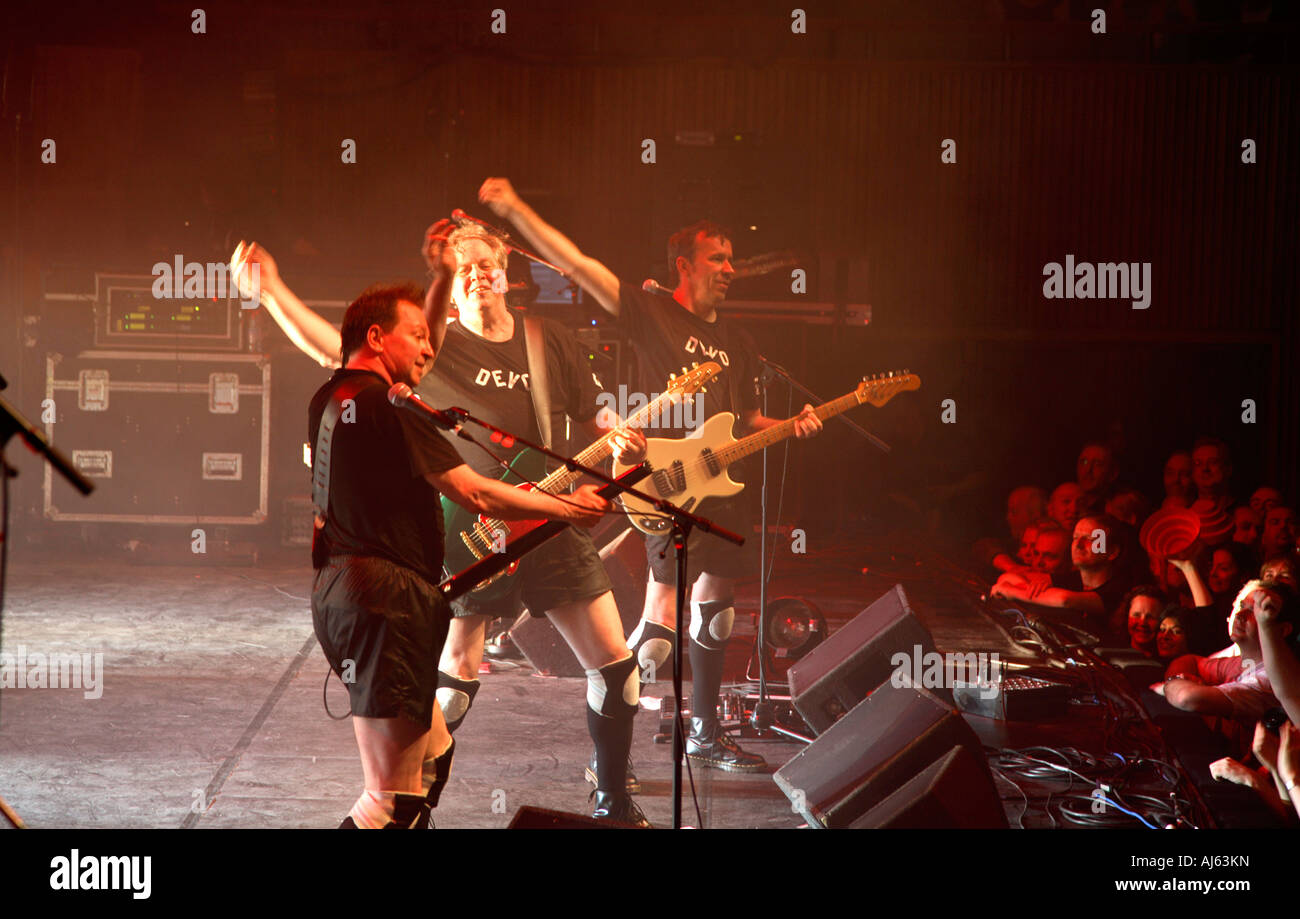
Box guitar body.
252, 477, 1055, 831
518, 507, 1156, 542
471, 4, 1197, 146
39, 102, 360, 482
611, 371, 922, 536
440, 448, 549, 602
613, 412, 745, 535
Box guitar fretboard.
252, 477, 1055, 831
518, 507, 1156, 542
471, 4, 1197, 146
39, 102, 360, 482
477, 389, 692, 532
714, 390, 865, 467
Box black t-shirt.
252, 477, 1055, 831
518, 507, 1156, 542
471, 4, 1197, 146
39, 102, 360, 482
415, 313, 600, 479
308, 369, 463, 583
617, 284, 762, 439
1060, 567, 1137, 635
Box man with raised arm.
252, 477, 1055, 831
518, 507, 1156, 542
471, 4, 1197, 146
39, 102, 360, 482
240, 222, 652, 826
476, 177, 822, 775
305, 272, 609, 828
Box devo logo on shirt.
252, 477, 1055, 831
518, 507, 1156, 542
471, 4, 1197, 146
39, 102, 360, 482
474, 368, 530, 390
683, 336, 729, 367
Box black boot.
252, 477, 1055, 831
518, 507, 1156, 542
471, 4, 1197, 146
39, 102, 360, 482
686, 716, 766, 773
584, 749, 640, 794
423, 738, 455, 829
386, 792, 431, 829
590, 790, 652, 828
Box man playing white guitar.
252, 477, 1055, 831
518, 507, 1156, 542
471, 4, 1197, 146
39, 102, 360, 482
478, 177, 822, 774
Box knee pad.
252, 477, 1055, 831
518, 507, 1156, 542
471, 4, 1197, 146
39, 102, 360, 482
689, 599, 734, 651
627, 619, 675, 680
585, 654, 640, 720
435, 672, 480, 732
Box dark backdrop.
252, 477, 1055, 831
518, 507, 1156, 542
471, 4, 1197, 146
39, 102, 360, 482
4, 1, 1297, 551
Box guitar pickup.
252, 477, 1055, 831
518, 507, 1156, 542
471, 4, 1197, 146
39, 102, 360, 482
667, 460, 687, 494
701, 447, 721, 478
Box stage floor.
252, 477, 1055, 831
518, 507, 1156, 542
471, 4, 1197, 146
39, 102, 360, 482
1, 533, 1175, 830
5, 538, 967, 830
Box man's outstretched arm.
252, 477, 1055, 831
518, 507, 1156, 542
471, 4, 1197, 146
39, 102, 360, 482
420, 219, 458, 355
477, 177, 622, 317
232, 242, 342, 368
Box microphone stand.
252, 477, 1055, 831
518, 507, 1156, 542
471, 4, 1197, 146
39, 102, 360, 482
406, 399, 744, 829
0, 387, 95, 829
454, 212, 572, 282
748, 355, 888, 742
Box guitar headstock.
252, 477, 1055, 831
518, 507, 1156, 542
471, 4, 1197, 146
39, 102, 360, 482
855, 370, 921, 407
666, 361, 721, 397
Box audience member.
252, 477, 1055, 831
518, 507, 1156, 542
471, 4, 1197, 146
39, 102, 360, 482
1233, 505, 1263, 550
1262, 506, 1298, 562
1191, 437, 1234, 513
992, 515, 1135, 635
1121, 585, 1165, 656
1047, 482, 1082, 532
974, 486, 1049, 574
1076, 442, 1119, 516
1253, 580, 1300, 727
1105, 487, 1151, 528
1199, 541, 1258, 611
1157, 609, 1191, 662
1209, 719, 1298, 823
1155, 579, 1294, 727
1251, 486, 1284, 517
1162, 450, 1195, 509
1017, 521, 1041, 567
1262, 557, 1298, 591
1032, 524, 1072, 583
1006, 486, 1047, 541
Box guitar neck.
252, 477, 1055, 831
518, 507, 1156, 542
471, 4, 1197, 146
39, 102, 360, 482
477, 437, 611, 533
534, 435, 614, 495
479, 388, 690, 528
716, 390, 863, 467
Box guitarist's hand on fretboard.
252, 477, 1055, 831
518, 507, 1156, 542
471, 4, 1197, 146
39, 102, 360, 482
609, 427, 647, 466
792, 403, 822, 439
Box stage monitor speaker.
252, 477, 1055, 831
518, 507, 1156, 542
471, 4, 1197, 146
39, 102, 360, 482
509, 527, 647, 678
849, 744, 1007, 829
508, 806, 627, 829
774, 674, 999, 828
788, 584, 941, 734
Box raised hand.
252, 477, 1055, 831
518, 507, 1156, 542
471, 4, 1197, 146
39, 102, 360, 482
478, 177, 522, 218
231, 240, 278, 300
422, 218, 459, 276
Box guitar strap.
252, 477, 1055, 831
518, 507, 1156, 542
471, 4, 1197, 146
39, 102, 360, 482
311, 375, 371, 566
522, 315, 553, 450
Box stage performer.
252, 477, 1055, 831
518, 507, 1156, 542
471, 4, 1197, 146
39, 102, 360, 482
242, 221, 651, 826
476, 177, 822, 775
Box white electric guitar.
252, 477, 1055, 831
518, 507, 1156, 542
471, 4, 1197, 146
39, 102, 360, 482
613, 371, 920, 535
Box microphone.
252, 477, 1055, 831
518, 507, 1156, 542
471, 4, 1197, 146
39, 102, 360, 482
642, 278, 674, 296
451, 209, 507, 237
387, 383, 463, 432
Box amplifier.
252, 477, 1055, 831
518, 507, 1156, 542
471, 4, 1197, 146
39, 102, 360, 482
43, 350, 270, 524
952, 674, 1071, 721
44, 270, 248, 352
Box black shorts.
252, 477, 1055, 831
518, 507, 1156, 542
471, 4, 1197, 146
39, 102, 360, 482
312, 555, 451, 726
645, 498, 757, 585
451, 525, 612, 619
